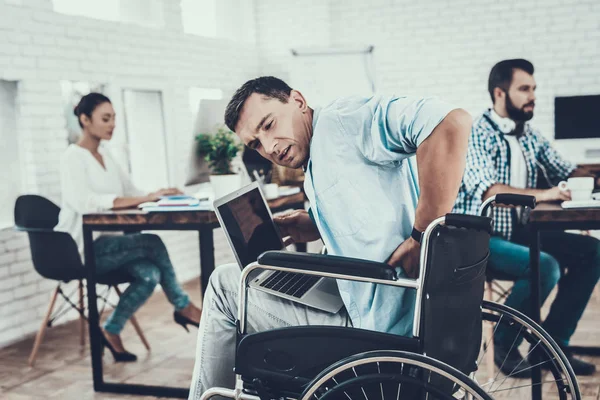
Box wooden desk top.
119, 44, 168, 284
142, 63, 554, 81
82, 191, 306, 227
530, 202, 600, 224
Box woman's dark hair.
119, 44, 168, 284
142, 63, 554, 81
488, 59, 534, 103
74, 92, 111, 128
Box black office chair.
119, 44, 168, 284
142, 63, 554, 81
14, 195, 150, 366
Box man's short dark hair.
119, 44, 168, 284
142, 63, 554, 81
224, 76, 292, 132
488, 59, 534, 103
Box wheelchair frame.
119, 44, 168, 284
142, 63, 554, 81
201, 206, 580, 400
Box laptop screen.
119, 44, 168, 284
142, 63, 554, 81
216, 187, 284, 267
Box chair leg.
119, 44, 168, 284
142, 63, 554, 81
113, 285, 151, 351
78, 280, 85, 347
28, 284, 60, 367
483, 281, 495, 382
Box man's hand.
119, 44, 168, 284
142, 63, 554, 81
148, 188, 184, 201
387, 237, 421, 278
273, 210, 321, 246
537, 186, 571, 202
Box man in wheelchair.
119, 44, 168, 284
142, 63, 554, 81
189, 77, 580, 400
188, 76, 472, 398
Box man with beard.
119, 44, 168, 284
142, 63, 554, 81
454, 59, 599, 376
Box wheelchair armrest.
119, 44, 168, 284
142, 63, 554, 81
495, 194, 536, 209
257, 251, 397, 281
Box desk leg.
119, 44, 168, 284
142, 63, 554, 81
529, 228, 542, 400
84, 227, 104, 391
199, 227, 215, 297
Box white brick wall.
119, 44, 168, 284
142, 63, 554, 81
257, 0, 600, 161
0, 0, 251, 348
2, 0, 599, 349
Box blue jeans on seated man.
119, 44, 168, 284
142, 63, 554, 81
489, 230, 600, 375
94, 233, 191, 334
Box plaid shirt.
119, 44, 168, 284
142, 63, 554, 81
453, 109, 576, 240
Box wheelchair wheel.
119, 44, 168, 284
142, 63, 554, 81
475, 300, 580, 399
300, 350, 492, 400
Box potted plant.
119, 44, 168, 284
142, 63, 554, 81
196, 126, 242, 199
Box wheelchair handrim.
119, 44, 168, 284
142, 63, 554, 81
481, 300, 580, 399
300, 350, 492, 400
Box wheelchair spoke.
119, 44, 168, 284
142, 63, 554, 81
491, 324, 525, 385
396, 363, 403, 400
477, 314, 504, 367
351, 367, 369, 400
376, 362, 384, 400
488, 379, 565, 394
491, 339, 541, 391
331, 376, 351, 400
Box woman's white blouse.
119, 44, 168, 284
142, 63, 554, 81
54, 144, 145, 254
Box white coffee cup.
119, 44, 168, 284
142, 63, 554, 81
263, 183, 279, 199
558, 177, 594, 201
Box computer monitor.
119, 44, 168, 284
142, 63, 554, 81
555, 95, 600, 140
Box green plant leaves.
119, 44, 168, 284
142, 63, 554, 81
195, 127, 241, 175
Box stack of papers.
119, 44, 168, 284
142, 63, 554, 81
140, 196, 213, 212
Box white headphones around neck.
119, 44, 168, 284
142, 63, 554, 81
489, 109, 516, 134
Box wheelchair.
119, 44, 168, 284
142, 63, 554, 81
201, 204, 580, 400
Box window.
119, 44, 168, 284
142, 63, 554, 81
119, 0, 164, 28
181, 0, 217, 38
122, 90, 169, 191
52, 0, 164, 27
60, 81, 106, 145
52, 0, 120, 22
0, 80, 21, 228
181, 0, 256, 43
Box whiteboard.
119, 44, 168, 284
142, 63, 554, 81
289, 48, 376, 106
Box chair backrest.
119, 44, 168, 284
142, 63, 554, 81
420, 218, 490, 378
14, 195, 84, 282
14, 195, 60, 230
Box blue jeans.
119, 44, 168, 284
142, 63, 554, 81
490, 231, 600, 347
94, 233, 191, 334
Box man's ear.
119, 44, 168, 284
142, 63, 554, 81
290, 90, 308, 112
493, 87, 505, 104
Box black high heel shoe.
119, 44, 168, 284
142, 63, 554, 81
101, 333, 137, 362
173, 311, 200, 332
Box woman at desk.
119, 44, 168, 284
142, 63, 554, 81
55, 93, 202, 362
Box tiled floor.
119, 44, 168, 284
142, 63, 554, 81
0, 278, 599, 399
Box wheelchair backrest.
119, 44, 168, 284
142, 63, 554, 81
420, 223, 490, 376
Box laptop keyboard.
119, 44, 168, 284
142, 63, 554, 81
259, 271, 320, 298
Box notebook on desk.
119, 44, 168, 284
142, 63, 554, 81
139, 195, 212, 212
561, 200, 600, 209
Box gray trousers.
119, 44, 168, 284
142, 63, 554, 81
188, 263, 350, 399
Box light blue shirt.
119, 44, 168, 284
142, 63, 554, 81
303, 95, 454, 336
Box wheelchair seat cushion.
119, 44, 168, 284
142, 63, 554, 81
235, 325, 420, 396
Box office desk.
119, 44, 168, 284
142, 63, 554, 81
528, 202, 600, 400
82, 192, 305, 398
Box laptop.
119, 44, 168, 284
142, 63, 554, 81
213, 182, 344, 313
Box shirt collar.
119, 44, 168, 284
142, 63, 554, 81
303, 106, 321, 173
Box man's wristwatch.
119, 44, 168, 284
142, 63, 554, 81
411, 227, 423, 244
